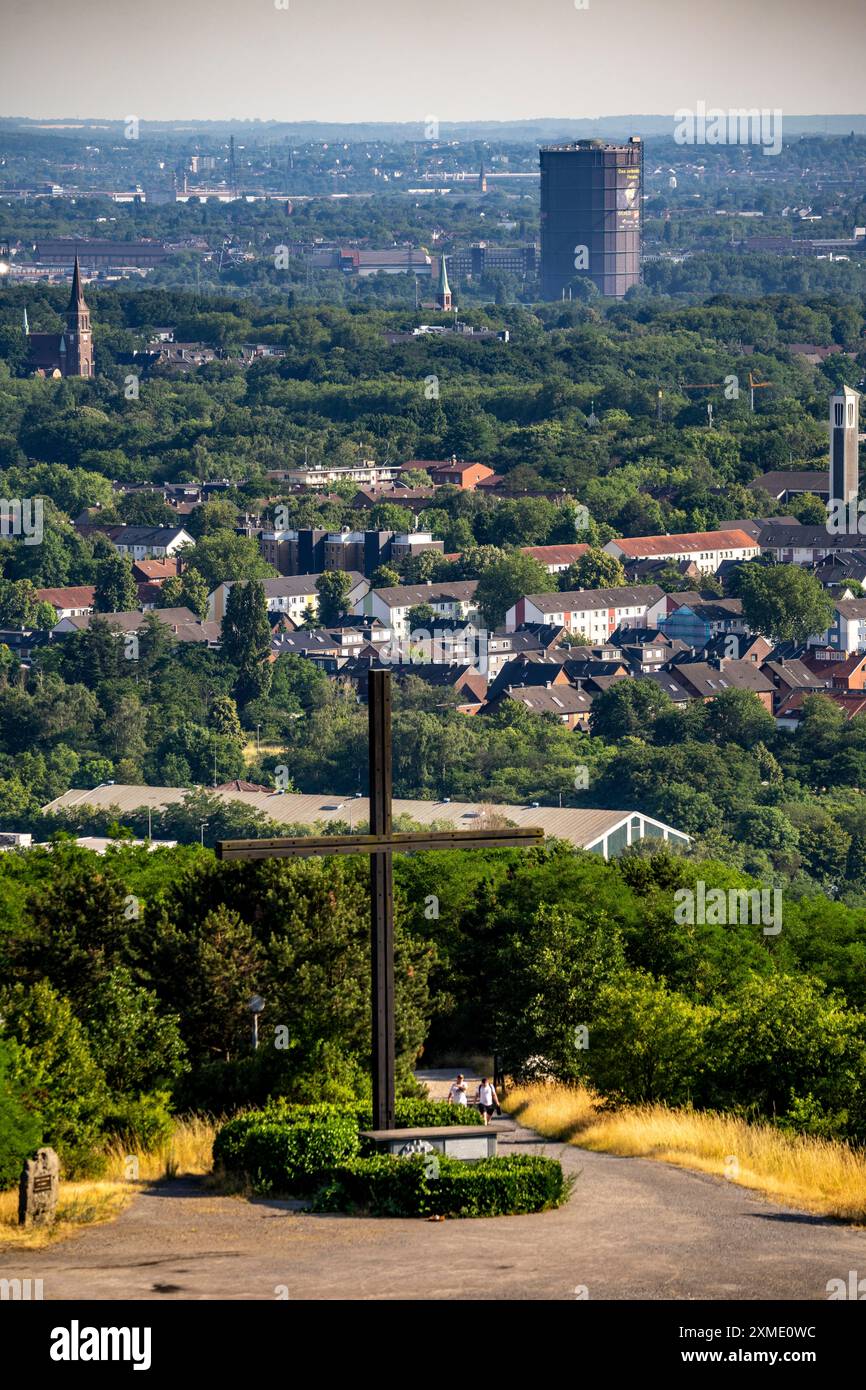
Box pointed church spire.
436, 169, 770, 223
68, 255, 85, 311
64, 256, 93, 377
436, 252, 452, 311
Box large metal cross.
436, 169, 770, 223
216, 669, 544, 1130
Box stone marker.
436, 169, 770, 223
18, 1147, 60, 1228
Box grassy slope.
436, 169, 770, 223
505, 1084, 866, 1224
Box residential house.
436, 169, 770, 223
760, 658, 829, 711
403, 460, 495, 490
74, 523, 194, 561
519, 543, 590, 574
505, 585, 666, 640
209, 572, 368, 626
346, 662, 488, 708
270, 623, 390, 672
659, 597, 747, 649
776, 689, 866, 730
637, 669, 693, 709
485, 656, 573, 703
54, 607, 220, 648
259, 526, 442, 578
751, 470, 830, 504
820, 599, 866, 653
350, 487, 436, 512
622, 557, 703, 586
672, 659, 775, 711
822, 652, 866, 690
756, 524, 866, 565
613, 631, 683, 673
277, 461, 402, 489
604, 529, 759, 572
36, 586, 96, 620
492, 684, 594, 729
699, 633, 773, 665
357, 580, 480, 639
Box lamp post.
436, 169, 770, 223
248, 994, 264, 1050
200, 820, 207, 847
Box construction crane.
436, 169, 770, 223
748, 371, 772, 412
680, 374, 773, 413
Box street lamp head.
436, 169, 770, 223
248, 994, 265, 1014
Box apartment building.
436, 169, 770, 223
604, 529, 759, 572
505, 585, 666, 640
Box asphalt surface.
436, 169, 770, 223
4, 1122, 866, 1301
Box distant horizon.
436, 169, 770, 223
3, 113, 866, 133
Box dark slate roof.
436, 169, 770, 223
673, 661, 775, 697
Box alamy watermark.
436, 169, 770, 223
826, 499, 866, 536
674, 881, 781, 936
674, 103, 783, 157
827, 1271, 866, 1299
0, 498, 43, 545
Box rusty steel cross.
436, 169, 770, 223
216, 670, 544, 1130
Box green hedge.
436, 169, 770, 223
312, 1154, 569, 1219
258, 1098, 482, 1129
217, 1097, 481, 1148
213, 1112, 360, 1191
212, 1101, 565, 1216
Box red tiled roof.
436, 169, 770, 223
36, 585, 96, 608
776, 690, 866, 719
521, 544, 591, 565
611, 529, 758, 558
825, 652, 866, 678
132, 559, 180, 580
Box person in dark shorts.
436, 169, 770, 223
475, 1077, 500, 1125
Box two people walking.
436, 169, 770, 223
447, 1073, 501, 1125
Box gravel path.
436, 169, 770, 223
4, 1118, 865, 1301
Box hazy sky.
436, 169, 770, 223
2, 0, 864, 123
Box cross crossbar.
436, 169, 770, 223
215, 827, 545, 861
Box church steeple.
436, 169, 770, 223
435, 253, 452, 312
64, 256, 93, 377
478, 161, 487, 193
68, 255, 86, 314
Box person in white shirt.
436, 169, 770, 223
447, 1074, 468, 1106
475, 1077, 500, 1125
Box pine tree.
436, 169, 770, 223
222, 580, 272, 706
93, 553, 137, 613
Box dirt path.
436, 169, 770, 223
4, 1121, 865, 1301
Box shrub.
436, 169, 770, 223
582, 971, 712, 1105
101, 1091, 175, 1151
2, 981, 110, 1177
702, 974, 866, 1123
213, 1112, 360, 1192
0, 1038, 42, 1191
313, 1154, 569, 1219
173, 1044, 371, 1114
217, 1098, 482, 1140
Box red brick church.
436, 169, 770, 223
27, 257, 94, 377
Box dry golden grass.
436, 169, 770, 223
0, 1183, 131, 1251
0, 1116, 217, 1250
242, 739, 283, 762
505, 1083, 866, 1223
101, 1114, 216, 1183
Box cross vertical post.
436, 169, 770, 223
368, 669, 396, 1131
